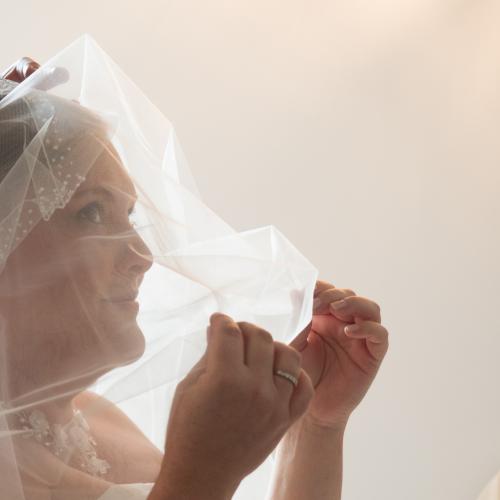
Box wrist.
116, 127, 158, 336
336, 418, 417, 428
276, 414, 347, 464
300, 413, 349, 435
269, 414, 346, 500
150, 458, 240, 500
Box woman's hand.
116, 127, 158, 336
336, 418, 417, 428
152, 313, 314, 500
289, 280, 389, 429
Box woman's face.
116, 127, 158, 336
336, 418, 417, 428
0, 140, 153, 399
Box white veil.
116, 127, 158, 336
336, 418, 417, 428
0, 34, 317, 500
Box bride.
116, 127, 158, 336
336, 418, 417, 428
0, 49, 389, 500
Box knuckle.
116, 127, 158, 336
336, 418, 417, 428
212, 318, 240, 334
217, 324, 241, 337
321, 289, 346, 304
225, 324, 242, 335
210, 311, 230, 322
238, 321, 272, 337
321, 289, 338, 300
314, 280, 325, 292
315, 279, 334, 291
211, 313, 241, 331
343, 288, 356, 296
254, 328, 274, 344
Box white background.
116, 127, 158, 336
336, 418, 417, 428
1, 1, 499, 499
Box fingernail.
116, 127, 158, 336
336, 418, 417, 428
330, 299, 347, 310
313, 298, 321, 309
345, 324, 359, 334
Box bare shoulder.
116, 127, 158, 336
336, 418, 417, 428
73, 390, 148, 438
74, 391, 163, 482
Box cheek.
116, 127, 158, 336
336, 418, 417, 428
65, 240, 118, 295
21, 242, 119, 331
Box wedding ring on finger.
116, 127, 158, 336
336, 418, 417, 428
274, 369, 299, 387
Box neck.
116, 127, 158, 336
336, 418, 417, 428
4, 373, 97, 425
2, 391, 79, 426
29, 396, 77, 424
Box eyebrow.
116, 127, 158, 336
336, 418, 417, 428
72, 187, 138, 204
72, 187, 114, 201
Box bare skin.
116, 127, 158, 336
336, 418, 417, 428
2, 139, 163, 498
269, 281, 389, 500
3, 58, 390, 500
2, 131, 314, 499
14, 391, 163, 500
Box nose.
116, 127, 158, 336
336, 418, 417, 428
117, 228, 153, 278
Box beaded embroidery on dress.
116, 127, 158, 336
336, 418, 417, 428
14, 405, 110, 477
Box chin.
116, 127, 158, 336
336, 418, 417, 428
110, 323, 146, 366
98, 301, 146, 365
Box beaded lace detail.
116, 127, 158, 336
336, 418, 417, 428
0, 401, 111, 477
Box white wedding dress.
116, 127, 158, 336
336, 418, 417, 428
98, 483, 154, 500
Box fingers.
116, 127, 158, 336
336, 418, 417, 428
344, 319, 389, 359
272, 341, 302, 397
238, 323, 304, 400
344, 319, 388, 343
206, 313, 245, 370
313, 288, 356, 315
239, 322, 274, 380
315, 289, 381, 323
207, 313, 313, 421
330, 295, 381, 323
314, 279, 336, 297
313, 279, 383, 323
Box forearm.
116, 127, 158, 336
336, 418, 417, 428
147, 460, 240, 500
267, 416, 346, 500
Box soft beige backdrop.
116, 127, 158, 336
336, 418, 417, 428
2, 1, 499, 499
